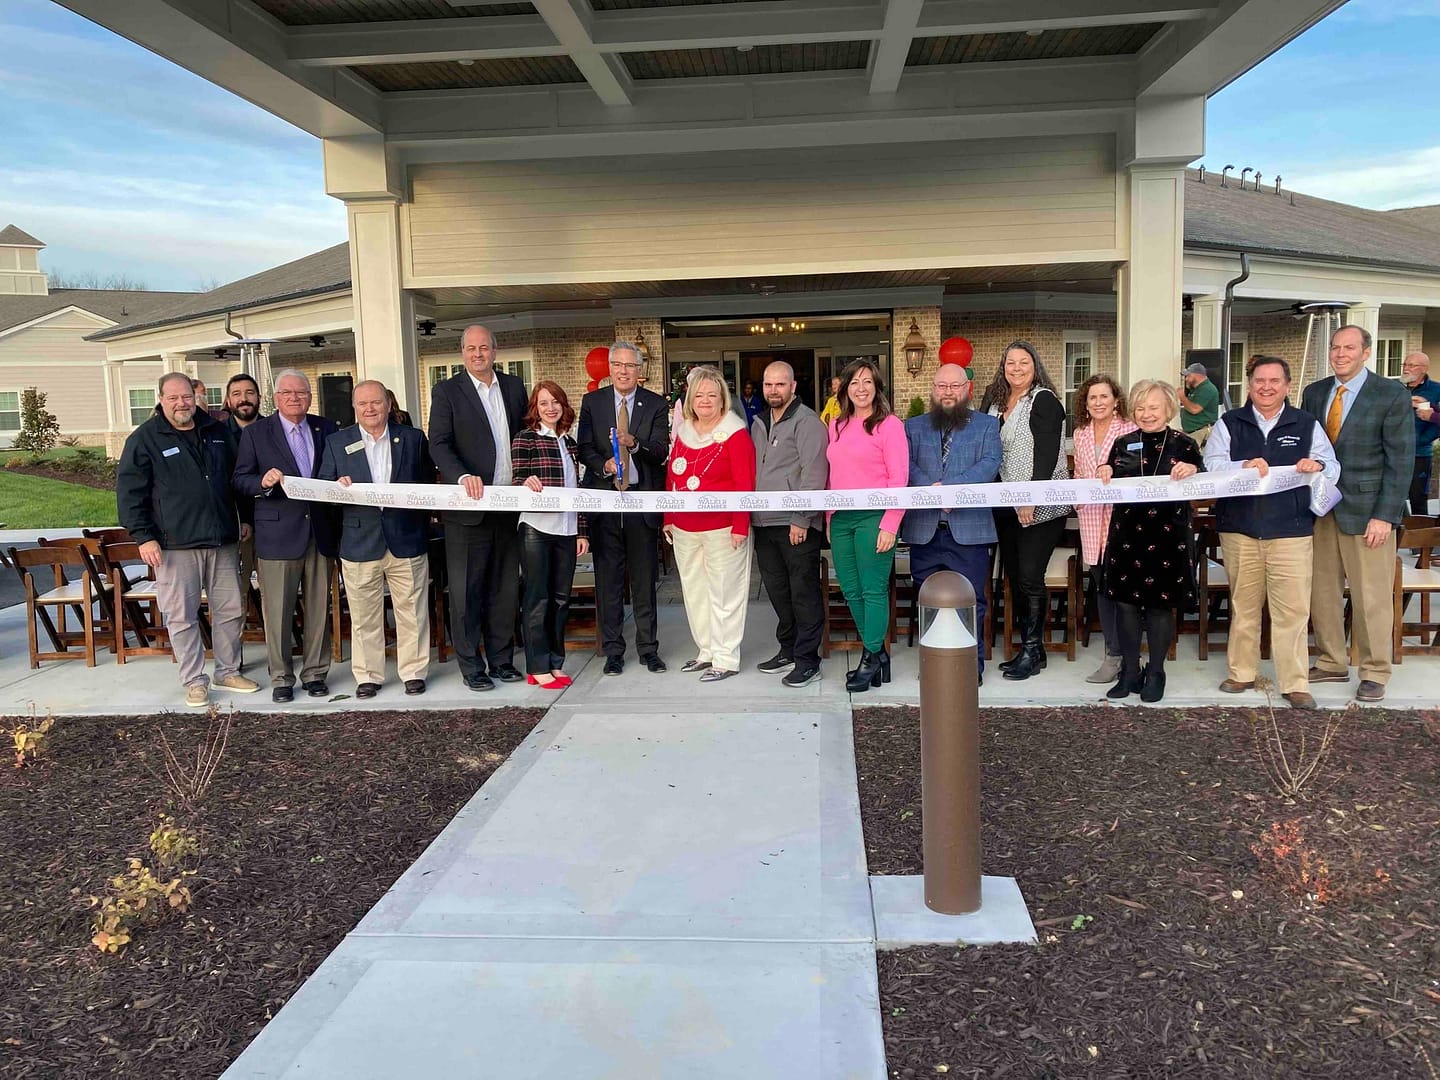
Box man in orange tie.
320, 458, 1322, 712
1300, 325, 1413, 702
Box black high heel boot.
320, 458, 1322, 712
1002, 597, 1048, 681
846, 648, 883, 693
849, 647, 891, 683
1107, 660, 1144, 699
1140, 664, 1167, 703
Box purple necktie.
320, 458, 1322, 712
289, 422, 312, 477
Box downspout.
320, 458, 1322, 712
1219, 253, 1251, 410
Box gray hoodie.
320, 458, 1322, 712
750, 399, 829, 530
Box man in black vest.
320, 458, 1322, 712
1203, 356, 1339, 709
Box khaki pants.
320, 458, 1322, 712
1188, 424, 1213, 448
343, 552, 431, 685
154, 544, 245, 689
672, 526, 752, 672
257, 541, 333, 687
1311, 514, 1396, 684
1220, 532, 1312, 694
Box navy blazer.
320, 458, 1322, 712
233, 412, 340, 560
428, 368, 528, 524
318, 423, 435, 561
576, 385, 669, 528
901, 411, 1003, 547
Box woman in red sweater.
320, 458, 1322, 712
664, 365, 756, 682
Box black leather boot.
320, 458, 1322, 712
846, 648, 884, 692
848, 647, 890, 683
1002, 597, 1048, 681
1106, 660, 1144, 699
1140, 664, 1167, 703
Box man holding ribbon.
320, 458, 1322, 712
578, 341, 670, 676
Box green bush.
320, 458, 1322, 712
907, 396, 926, 419
12, 388, 61, 454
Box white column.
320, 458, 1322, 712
1118, 167, 1186, 388
1191, 295, 1225, 352
1345, 303, 1382, 369
160, 351, 192, 377
102, 358, 125, 452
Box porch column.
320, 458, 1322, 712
1345, 303, 1382, 368
1117, 167, 1186, 389
325, 135, 419, 414
1191, 295, 1225, 352
161, 351, 191, 377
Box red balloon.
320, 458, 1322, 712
585, 346, 610, 381
587, 378, 600, 392
939, 337, 974, 368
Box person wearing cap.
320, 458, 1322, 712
1178, 362, 1220, 448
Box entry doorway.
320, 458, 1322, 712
741, 350, 816, 411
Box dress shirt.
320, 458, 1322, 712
519, 425, 579, 538
467, 370, 512, 487
1322, 366, 1368, 432
280, 415, 312, 476
361, 423, 392, 485
614, 389, 638, 485
1203, 405, 1340, 486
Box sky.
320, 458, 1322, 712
0, 0, 1437, 292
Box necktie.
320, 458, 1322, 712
940, 430, 953, 469
1325, 384, 1346, 444
289, 422, 312, 477
616, 396, 632, 492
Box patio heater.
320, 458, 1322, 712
1295, 301, 1350, 391
222, 314, 279, 406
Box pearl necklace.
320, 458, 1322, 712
670, 433, 726, 492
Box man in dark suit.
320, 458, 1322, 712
233, 369, 339, 703
577, 341, 669, 675
1301, 324, 1414, 702
429, 324, 528, 691
319, 380, 435, 699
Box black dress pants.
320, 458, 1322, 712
589, 512, 660, 659
1410, 455, 1432, 517
444, 512, 520, 678
994, 509, 1067, 607
753, 524, 824, 669
519, 523, 576, 675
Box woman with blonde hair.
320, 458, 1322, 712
665, 365, 756, 682
1071, 373, 1138, 685
1096, 379, 1205, 703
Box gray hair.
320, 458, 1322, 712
273, 368, 311, 391
157, 371, 194, 396
352, 379, 387, 398
608, 341, 642, 367
461, 324, 496, 350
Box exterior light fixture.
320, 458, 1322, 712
903, 319, 928, 375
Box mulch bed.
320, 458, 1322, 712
0, 705, 542, 1079
855, 704, 1440, 1079
5, 463, 116, 490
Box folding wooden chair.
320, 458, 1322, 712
102, 540, 174, 662
39, 535, 119, 652
1395, 524, 1440, 660
8, 546, 101, 667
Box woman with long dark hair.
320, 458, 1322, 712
511, 381, 588, 689
826, 359, 908, 692
979, 340, 1071, 681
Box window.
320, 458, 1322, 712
1062, 333, 1095, 423
1226, 335, 1249, 409
0, 391, 19, 433
1375, 337, 1405, 379
128, 388, 155, 427
206, 386, 223, 408
427, 362, 464, 390
495, 355, 532, 388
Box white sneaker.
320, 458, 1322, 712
214, 673, 260, 694
185, 683, 209, 708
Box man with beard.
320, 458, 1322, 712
750, 360, 829, 687
223, 373, 262, 618
901, 363, 1002, 680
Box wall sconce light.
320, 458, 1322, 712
903, 319, 928, 375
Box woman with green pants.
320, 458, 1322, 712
825, 360, 909, 692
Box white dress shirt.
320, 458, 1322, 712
361, 423, 392, 485
1323, 366, 1368, 431
467, 370, 512, 487
519, 425, 579, 538
1204, 404, 1342, 512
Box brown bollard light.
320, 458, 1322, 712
917, 570, 981, 915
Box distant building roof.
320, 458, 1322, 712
1385, 205, 1440, 234
1184, 171, 1440, 274
0, 225, 45, 248
89, 243, 351, 341
0, 288, 197, 335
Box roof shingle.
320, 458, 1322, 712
0, 224, 45, 247
0, 289, 197, 335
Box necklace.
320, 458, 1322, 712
670, 438, 726, 491
1143, 428, 1170, 477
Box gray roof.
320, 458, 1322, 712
89, 243, 351, 341
0, 224, 45, 247
0, 288, 197, 335
1385, 205, 1440, 233
1184, 171, 1440, 274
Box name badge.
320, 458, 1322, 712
1126, 441, 1142, 452
346, 440, 365, 454
162, 446, 180, 458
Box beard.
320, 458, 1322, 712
231, 401, 259, 420
928, 399, 971, 432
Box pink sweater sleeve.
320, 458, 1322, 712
877, 415, 910, 534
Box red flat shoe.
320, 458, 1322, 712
527, 673, 565, 690
552, 674, 573, 687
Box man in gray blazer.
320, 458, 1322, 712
1301, 324, 1414, 701
902, 363, 1002, 680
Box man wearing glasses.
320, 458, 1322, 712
578, 342, 670, 675
233, 369, 339, 703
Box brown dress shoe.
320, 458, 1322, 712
1218, 678, 1254, 693
1282, 691, 1317, 709
1306, 667, 1350, 684
1356, 680, 1385, 702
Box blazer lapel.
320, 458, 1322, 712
389, 429, 405, 483
307, 420, 324, 478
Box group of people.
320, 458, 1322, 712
116, 320, 1417, 709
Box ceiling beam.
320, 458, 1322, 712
591, 0, 883, 50
919, 0, 1218, 35
868, 0, 925, 94
288, 17, 564, 66
530, 0, 633, 106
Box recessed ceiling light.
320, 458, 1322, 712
1025, 29, 1044, 37
736, 44, 754, 53
457, 58, 475, 66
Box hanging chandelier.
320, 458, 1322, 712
749, 318, 806, 335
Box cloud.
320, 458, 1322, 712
1289, 146, 1440, 210
1333, 0, 1440, 22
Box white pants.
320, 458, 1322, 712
672, 526, 752, 672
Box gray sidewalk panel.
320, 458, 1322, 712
870, 874, 1037, 948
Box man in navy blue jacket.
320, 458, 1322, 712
233, 369, 339, 703
319, 380, 435, 698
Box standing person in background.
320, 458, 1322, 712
819, 376, 842, 424
666, 366, 755, 683
901, 363, 1001, 682
233, 369, 339, 703
1403, 352, 1440, 515
511, 381, 588, 690
751, 360, 829, 688
1071, 374, 1138, 685
1302, 325, 1413, 703
429, 324, 529, 691
223, 373, 262, 609
386, 387, 414, 428
826, 359, 908, 693
578, 342, 670, 676
979, 340, 1070, 682
740, 380, 764, 427
1178, 362, 1220, 448
318, 380, 434, 699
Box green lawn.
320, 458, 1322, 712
0, 471, 118, 530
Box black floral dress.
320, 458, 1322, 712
1102, 428, 1205, 609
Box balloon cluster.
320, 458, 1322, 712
585, 346, 609, 392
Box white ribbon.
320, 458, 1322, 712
283, 467, 1339, 515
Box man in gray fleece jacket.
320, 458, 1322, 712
750, 360, 830, 687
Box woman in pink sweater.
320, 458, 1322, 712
826, 359, 909, 692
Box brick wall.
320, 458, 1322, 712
890, 306, 941, 415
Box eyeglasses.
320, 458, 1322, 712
934, 383, 966, 391
612, 362, 641, 371
274, 390, 311, 398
